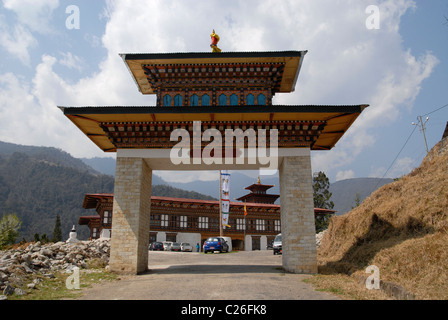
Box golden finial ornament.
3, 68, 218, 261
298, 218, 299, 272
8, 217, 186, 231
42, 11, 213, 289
210, 29, 221, 53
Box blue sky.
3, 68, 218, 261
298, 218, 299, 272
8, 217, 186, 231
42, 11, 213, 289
0, 0, 447, 184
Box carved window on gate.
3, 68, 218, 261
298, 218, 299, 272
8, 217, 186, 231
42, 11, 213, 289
190, 94, 199, 106
163, 94, 172, 106
229, 94, 238, 106
202, 94, 210, 106
246, 93, 255, 105
174, 94, 183, 106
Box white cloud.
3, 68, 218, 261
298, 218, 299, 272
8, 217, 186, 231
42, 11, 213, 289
2, 0, 59, 34
0, 22, 37, 66
0, 0, 59, 66
58, 52, 85, 72
335, 170, 356, 181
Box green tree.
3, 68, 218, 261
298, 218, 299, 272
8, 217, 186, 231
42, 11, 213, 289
52, 214, 62, 242
313, 171, 334, 209
0, 213, 22, 248
313, 172, 335, 233
351, 193, 362, 209
40, 234, 50, 243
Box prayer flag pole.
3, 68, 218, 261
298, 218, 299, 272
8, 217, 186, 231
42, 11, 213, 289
219, 170, 223, 237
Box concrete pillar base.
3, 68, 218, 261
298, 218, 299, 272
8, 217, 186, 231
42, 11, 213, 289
109, 157, 152, 274
279, 154, 318, 274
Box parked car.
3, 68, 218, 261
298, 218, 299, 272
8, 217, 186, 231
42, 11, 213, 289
273, 233, 282, 255
149, 242, 164, 251
203, 237, 229, 254
181, 243, 193, 252
163, 241, 173, 251
170, 242, 182, 252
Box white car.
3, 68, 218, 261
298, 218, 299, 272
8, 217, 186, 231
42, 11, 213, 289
181, 242, 193, 252
162, 241, 173, 251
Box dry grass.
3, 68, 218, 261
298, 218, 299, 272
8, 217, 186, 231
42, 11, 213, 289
316, 140, 448, 300
303, 274, 393, 300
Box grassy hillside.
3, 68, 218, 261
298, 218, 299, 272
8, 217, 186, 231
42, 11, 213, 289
318, 139, 448, 299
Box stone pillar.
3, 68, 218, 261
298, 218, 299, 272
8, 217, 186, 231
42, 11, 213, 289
279, 155, 317, 274
110, 157, 152, 274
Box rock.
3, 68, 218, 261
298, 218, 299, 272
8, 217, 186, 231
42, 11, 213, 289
14, 288, 25, 296
3, 285, 14, 296
0, 295, 7, 300
27, 283, 36, 289
40, 249, 53, 257
0, 272, 8, 281
0, 239, 111, 292
21, 263, 35, 274
1, 254, 11, 261
315, 230, 327, 247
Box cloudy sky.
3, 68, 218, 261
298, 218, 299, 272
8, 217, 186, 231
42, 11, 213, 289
0, 0, 447, 184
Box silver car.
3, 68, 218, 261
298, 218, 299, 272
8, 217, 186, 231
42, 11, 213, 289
170, 242, 182, 252
181, 242, 193, 252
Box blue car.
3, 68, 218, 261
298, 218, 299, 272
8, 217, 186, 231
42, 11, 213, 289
203, 237, 229, 253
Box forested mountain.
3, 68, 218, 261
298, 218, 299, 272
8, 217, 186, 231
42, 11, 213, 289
152, 184, 216, 201
0, 151, 114, 241
0, 141, 216, 241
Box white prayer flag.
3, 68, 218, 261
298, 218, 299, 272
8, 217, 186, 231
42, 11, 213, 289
220, 171, 231, 228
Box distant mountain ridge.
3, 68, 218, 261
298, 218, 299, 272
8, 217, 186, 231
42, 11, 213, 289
329, 177, 394, 215
0, 141, 99, 175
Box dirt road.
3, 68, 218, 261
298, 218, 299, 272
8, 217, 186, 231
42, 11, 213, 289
76, 250, 338, 301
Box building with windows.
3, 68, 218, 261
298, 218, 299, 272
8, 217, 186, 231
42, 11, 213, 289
79, 179, 335, 251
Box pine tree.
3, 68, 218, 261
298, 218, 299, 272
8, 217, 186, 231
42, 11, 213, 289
52, 214, 62, 242
313, 171, 334, 209
313, 171, 335, 233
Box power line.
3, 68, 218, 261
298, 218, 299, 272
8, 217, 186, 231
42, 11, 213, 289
412, 116, 430, 154
369, 102, 447, 194
422, 103, 448, 117
372, 125, 418, 192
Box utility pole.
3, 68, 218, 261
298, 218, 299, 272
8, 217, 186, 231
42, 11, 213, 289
412, 116, 430, 154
